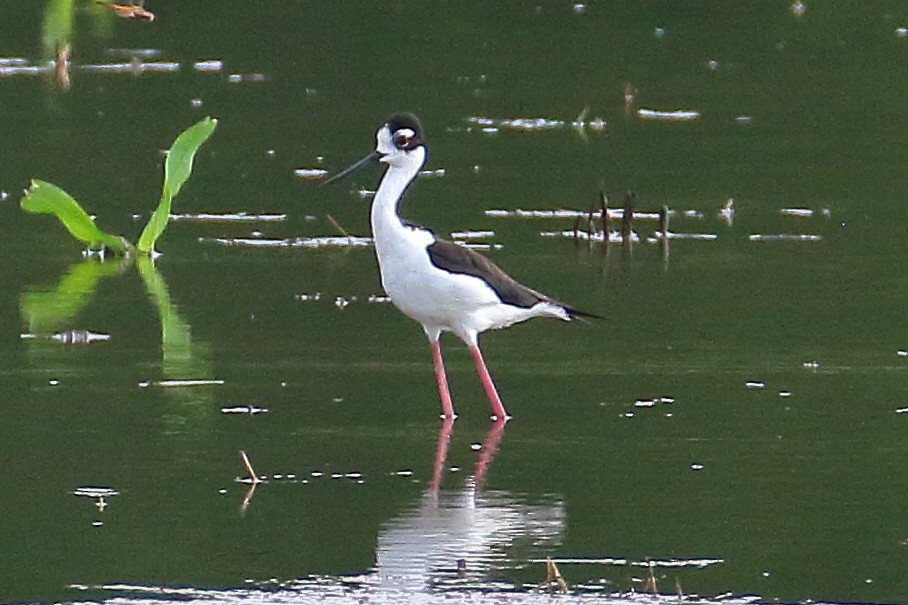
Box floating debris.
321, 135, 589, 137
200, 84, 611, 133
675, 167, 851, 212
0, 63, 51, 77
803, 361, 819, 369
645, 232, 718, 242
535, 557, 723, 569
193, 60, 223, 72
139, 379, 224, 388
780, 208, 814, 217
199, 235, 373, 248
81, 61, 180, 74
0, 56, 29, 66
634, 396, 675, 408
419, 168, 447, 178
541, 229, 639, 243
73, 486, 120, 499
487, 208, 588, 219
221, 405, 268, 415
51, 330, 111, 344
450, 230, 495, 239
227, 73, 266, 84
294, 168, 329, 180
297, 292, 388, 306
106, 48, 162, 58
74, 486, 119, 514
458, 243, 504, 251
465, 112, 605, 133
545, 557, 569, 594
101, 1, 155, 21
486, 207, 662, 220
170, 212, 286, 222
237, 450, 265, 485
749, 234, 822, 242
638, 108, 700, 121
719, 198, 735, 224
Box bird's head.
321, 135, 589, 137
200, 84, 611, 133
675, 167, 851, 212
323, 113, 427, 185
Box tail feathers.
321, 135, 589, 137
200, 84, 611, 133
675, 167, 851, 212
541, 295, 601, 321
564, 305, 602, 322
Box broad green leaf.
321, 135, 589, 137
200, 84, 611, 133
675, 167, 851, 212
41, 0, 73, 58
137, 117, 218, 253
165, 117, 218, 199
137, 195, 173, 255
21, 179, 129, 253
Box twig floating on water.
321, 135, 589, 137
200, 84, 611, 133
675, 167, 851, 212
239, 450, 264, 484
545, 557, 569, 593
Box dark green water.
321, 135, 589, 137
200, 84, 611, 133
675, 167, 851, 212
3, 2, 908, 603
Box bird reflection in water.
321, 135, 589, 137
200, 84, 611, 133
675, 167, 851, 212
374, 419, 565, 591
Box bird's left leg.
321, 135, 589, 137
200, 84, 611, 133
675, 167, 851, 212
468, 344, 509, 421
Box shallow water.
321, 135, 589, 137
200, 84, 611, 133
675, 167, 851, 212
3, 2, 908, 604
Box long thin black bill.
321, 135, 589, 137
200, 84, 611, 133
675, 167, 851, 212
321, 151, 381, 186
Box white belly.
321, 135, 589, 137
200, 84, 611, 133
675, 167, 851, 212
376, 228, 496, 330
373, 225, 564, 341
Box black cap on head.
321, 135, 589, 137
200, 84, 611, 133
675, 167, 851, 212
386, 113, 425, 150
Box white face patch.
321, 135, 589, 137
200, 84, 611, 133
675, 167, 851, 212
375, 125, 424, 169
375, 125, 396, 156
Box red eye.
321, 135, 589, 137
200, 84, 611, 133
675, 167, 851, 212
394, 133, 411, 148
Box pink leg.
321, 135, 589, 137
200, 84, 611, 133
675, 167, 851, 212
469, 345, 509, 421
430, 340, 456, 419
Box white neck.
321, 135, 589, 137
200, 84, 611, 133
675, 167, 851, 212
371, 147, 426, 238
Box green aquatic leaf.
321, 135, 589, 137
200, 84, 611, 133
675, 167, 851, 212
137, 193, 174, 256
165, 116, 218, 199
41, 0, 74, 58
137, 117, 218, 254
20, 179, 129, 253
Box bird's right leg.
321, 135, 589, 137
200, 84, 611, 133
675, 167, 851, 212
428, 334, 456, 419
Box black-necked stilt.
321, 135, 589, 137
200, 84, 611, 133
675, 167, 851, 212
325, 113, 597, 421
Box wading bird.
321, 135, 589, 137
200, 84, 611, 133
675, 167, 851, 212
325, 113, 596, 420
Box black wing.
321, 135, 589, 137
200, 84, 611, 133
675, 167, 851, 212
426, 238, 599, 319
